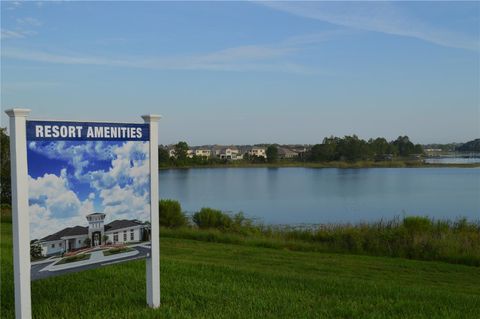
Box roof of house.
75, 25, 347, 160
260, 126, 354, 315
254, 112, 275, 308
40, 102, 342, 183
40, 226, 88, 242
104, 219, 145, 232
40, 219, 146, 242
278, 147, 298, 155
87, 212, 105, 216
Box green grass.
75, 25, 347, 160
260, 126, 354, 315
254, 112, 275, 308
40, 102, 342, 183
103, 247, 134, 256
160, 215, 480, 267
55, 253, 90, 265
2, 221, 480, 318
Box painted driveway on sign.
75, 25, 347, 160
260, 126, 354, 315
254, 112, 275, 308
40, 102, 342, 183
31, 246, 150, 281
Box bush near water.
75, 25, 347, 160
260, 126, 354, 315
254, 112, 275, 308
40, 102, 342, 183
159, 200, 480, 266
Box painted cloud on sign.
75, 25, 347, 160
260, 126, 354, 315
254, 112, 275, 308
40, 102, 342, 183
27, 141, 150, 240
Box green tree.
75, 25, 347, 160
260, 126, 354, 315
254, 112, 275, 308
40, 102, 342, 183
174, 141, 189, 163
159, 199, 187, 227
193, 208, 232, 229
83, 238, 91, 247
392, 136, 415, 157
30, 240, 42, 259
0, 128, 11, 205
266, 145, 279, 163
369, 137, 390, 156
308, 137, 338, 162
158, 147, 170, 167
337, 135, 367, 162
413, 144, 424, 155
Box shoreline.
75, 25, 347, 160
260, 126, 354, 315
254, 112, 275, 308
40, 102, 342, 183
159, 161, 480, 170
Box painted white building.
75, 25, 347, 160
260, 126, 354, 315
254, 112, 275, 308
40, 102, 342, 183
38, 212, 148, 257
195, 149, 211, 158
219, 147, 241, 160
248, 147, 267, 158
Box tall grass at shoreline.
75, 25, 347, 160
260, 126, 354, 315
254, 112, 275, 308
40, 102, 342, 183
1, 204, 479, 267
159, 202, 480, 266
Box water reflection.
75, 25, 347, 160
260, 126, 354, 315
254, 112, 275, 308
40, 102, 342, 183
159, 167, 480, 224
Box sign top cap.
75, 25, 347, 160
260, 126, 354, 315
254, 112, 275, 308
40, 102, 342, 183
141, 114, 162, 122
5, 108, 31, 117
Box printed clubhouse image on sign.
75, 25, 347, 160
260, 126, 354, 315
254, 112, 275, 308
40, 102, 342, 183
27, 121, 151, 280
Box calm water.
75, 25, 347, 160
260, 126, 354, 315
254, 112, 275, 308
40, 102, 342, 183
159, 168, 480, 225
424, 157, 480, 164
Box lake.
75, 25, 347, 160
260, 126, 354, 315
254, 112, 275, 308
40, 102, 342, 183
424, 157, 480, 164
159, 168, 480, 225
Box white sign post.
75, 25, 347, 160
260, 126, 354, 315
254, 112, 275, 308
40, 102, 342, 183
142, 114, 161, 308
6, 109, 162, 318
6, 108, 32, 319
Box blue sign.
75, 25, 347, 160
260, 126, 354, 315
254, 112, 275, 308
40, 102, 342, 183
26, 121, 149, 141
26, 119, 152, 280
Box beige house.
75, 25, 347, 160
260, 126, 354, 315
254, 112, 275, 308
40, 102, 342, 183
278, 147, 298, 159
219, 147, 242, 160
195, 149, 212, 158
248, 147, 267, 158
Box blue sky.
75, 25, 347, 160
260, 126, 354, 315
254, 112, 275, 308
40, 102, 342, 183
2, 1, 479, 144
27, 140, 151, 239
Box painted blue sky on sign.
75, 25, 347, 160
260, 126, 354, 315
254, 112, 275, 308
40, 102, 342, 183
27, 140, 150, 240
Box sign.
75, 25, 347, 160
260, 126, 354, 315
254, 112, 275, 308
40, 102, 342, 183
26, 121, 149, 141
27, 121, 151, 280
6, 109, 161, 319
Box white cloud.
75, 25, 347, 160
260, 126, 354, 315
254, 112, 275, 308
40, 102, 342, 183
28, 169, 94, 240
89, 142, 151, 222
29, 141, 115, 179
1, 30, 341, 74
259, 2, 479, 51
6, 1, 23, 11
16, 17, 43, 27
1, 29, 36, 39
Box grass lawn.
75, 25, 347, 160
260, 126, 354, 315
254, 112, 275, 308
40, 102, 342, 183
2, 221, 480, 318
103, 246, 134, 256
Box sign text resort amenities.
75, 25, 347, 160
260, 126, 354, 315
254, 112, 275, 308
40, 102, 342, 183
27, 121, 149, 141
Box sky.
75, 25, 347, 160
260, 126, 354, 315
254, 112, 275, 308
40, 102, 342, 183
27, 140, 150, 240
1, 1, 479, 145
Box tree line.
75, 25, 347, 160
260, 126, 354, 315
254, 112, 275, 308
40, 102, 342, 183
306, 135, 423, 162
160, 135, 424, 167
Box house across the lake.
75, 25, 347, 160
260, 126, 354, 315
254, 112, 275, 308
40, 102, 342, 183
37, 212, 149, 257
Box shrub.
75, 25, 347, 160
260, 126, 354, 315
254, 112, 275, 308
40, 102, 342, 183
192, 208, 232, 229
403, 216, 432, 233
159, 199, 188, 228
30, 240, 43, 259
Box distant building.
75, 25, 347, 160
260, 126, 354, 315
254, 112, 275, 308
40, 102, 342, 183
187, 149, 194, 158
278, 147, 298, 159
248, 147, 267, 158
38, 212, 148, 257
219, 147, 241, 160
195, 149, 212, 158
168, 149, 176, 158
